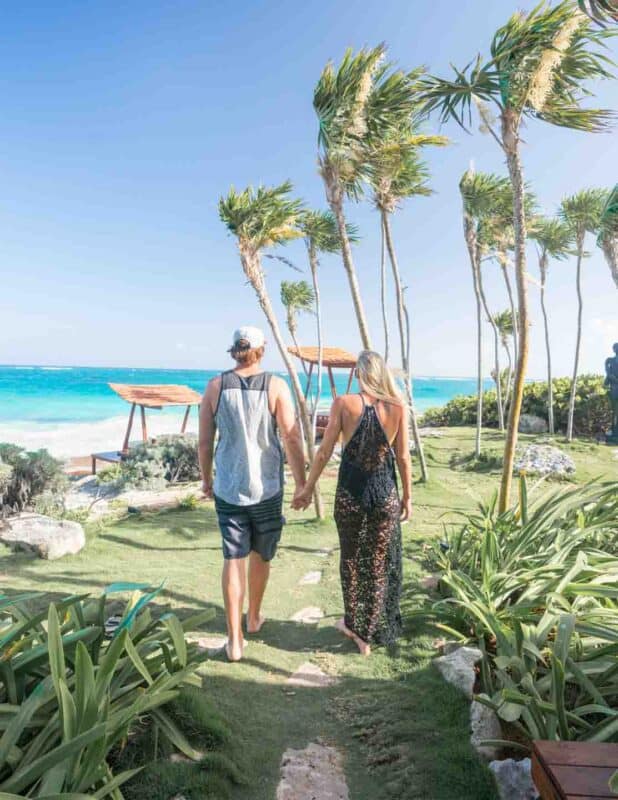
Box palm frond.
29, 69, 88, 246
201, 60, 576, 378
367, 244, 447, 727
528, 216, 575, 258
280, 280, 315, 312
597, 183, 618, 245
578, 0, 618, 26
298, 209, 359, 252
559, 187, 610, 236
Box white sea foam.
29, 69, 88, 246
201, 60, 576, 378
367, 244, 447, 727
40, 367, 74, 371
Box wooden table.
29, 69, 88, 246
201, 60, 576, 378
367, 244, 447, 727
532, 741, 618, 799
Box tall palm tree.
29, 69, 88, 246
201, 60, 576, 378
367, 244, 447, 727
493, 309, 515, 417
578, 0, 618, 24
313, 45, 420, 349
421, 1, 615, 511
219, 182, 324, 519
366, 120, 448, 480
460, 169, 511, 452
598, 184, 618, 289
379, 215, 389, 362
560, 188, 608, 441
280, 280, 315, 376
528, 216, 574, 434
298, 210, 357, 438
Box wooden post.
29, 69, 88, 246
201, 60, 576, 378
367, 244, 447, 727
345, 367, 355, 393
304, 361, 314, 399
140, 405, 148, 442
181, 404, 191, 434
327, 366, 337, 398
122, 403, 136, 453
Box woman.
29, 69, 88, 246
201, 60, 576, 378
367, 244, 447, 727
292, 350, 412, 656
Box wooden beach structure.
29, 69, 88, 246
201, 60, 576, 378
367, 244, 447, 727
288, 346, 357, 434
532, 740, 618, 799
90, 383, 201, 474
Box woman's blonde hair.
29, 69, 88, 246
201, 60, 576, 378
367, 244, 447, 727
356, 350, 404, 406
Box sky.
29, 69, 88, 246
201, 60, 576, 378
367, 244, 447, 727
1, 0, 616, 378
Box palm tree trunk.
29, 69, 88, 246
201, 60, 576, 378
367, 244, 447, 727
382, 211, 428, 482
503, 340, 513, 418
499, 118, 530, 514
464, 216, 483, 457
307, 242, 323, 443
243, 251, 324, 519
380, 215, 390, 362
539, 255, 554, 435
288, 314, 309, 379
477, 260, 505, 432
500, 256, 519, 370
566, 236, 585, 442
328, 188, 372, 349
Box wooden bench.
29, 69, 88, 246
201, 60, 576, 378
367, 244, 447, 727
532, 740, 618, 799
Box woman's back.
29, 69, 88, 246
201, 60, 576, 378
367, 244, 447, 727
338, 392, 403, 447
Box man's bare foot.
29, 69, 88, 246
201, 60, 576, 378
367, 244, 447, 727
225, 639, 244, 662
246, 614, 265, 634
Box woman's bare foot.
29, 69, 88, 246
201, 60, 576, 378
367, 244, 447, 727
225, 638, 244, 662
335, 618, 355, 640
354, 637, 371, 657
246, 614, 265, 634
335, 618, 371, 655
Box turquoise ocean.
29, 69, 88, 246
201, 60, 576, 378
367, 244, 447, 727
0, 365, 490, 426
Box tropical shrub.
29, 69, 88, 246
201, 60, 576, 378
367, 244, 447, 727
422, 375, 610, 437
422, 480, 618, 749
120, 435, 200, 490
0, 443, 67, 515
0, 584, 216, 798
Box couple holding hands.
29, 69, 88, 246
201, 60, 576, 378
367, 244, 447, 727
199, 327, 411, 661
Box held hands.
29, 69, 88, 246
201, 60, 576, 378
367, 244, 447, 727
292, 483, 313, 511
400, 495, 412, 522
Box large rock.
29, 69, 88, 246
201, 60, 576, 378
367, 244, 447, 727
0, 514, 85, 560
489, 758, 539, 800
514, 445, 575, 477
434, 646, 482, 698
518, 414, 548, 434
470, 700, 502, 760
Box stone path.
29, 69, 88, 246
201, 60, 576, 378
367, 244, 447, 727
276, 742, 349, 800
290, 606, 324, 624
287, 661, 338, 688
299, 570, 322, 585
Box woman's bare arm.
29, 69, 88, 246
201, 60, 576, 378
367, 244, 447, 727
292, 398, 343, 506
393, 406, 412, 520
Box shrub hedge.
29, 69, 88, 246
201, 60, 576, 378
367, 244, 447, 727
421, 374, 610, 437
0, 443, 66, 515
120, 434, 200, 490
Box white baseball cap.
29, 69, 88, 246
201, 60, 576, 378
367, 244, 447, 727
232, 326, 265, 349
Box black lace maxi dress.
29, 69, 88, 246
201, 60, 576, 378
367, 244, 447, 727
334, 398, 403, 646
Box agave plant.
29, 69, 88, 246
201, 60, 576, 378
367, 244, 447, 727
0, 584, 213, 798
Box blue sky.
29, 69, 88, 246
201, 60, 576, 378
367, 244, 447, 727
1, 0, 616, 377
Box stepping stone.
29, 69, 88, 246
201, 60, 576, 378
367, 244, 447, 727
299, 570, 322, 585
186, 635, 227, 654
287, 661, 338, 688
316, 548, 333, 558
420, 574, 440, 590
277, 742, 349, 800
290, 606, 324, 624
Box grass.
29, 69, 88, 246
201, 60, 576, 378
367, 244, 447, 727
2, 427, 615, 799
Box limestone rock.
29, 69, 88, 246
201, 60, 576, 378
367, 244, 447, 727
0, 514, 85, 560
514, 444, 575, 477
299, 571, 322, 585
470, 700, 502, 760
489, 758, 539, 800
276, 742, 349, 800
434, 646, 482, 698
290, 607, 324, 625
287, 662, 338, 688
186, 635, 227, 655
518, 414, 548, 435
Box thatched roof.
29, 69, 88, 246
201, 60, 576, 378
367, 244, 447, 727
108, 383, 201, 408
288, 346, 357, 369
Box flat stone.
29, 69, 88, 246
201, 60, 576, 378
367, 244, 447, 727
470, 700, 502, 760
299, 571, 322, 585
287, 662, 338, 688
518, 414, 548, 434
290, 607, 324, 625
434, 646, 482, 699
316, 548, 333, 558
420, 574, 440, 590
186, 635, 227, 654
276, 742, 349, 800
489, 758, 539, 800
0, 514, 85, 560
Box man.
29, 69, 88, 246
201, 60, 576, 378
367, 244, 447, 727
199, 326, 306, 661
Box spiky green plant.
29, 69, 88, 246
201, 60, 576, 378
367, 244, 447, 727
219, 182, 324, 518
528, 216, 575, 433
421, 0, 615, 511
598, 184, 618, 289
560, 188, 609, 441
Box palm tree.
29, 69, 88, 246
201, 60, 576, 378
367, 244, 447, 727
379, 215, 389, 362
578, 0, 618, 24
219, 182, 324, 519
493, 309, 515, 417
459, 169, 511, 452
298, 210, 357, 438
560, 188, 608, 441
421, 1, 615, 511
280, 280, 315, 376
528, 216, 574, 434
597, 184, 618, 289
313, 45, 420, 349
366, 120, 448, 480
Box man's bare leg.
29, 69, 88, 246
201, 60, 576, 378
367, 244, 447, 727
222, 558, 246, 661
247, 550, 270, 633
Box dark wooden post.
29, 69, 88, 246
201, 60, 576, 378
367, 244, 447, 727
327, 366, 337, 397
345, 366, 355, 393
122, 403, 136, 453
140, 405, 148, 442
181, 404, 191, 434
304, 361, 314, 399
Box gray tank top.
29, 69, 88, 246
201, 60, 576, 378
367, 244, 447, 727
213, 371, 284, 506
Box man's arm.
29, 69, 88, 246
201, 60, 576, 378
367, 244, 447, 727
273, 378, 306, 491
198, 377, 220, 497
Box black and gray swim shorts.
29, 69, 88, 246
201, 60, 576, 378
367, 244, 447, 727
214, 492, 284, 561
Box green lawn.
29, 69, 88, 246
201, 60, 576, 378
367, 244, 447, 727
2, 428, 615, 799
